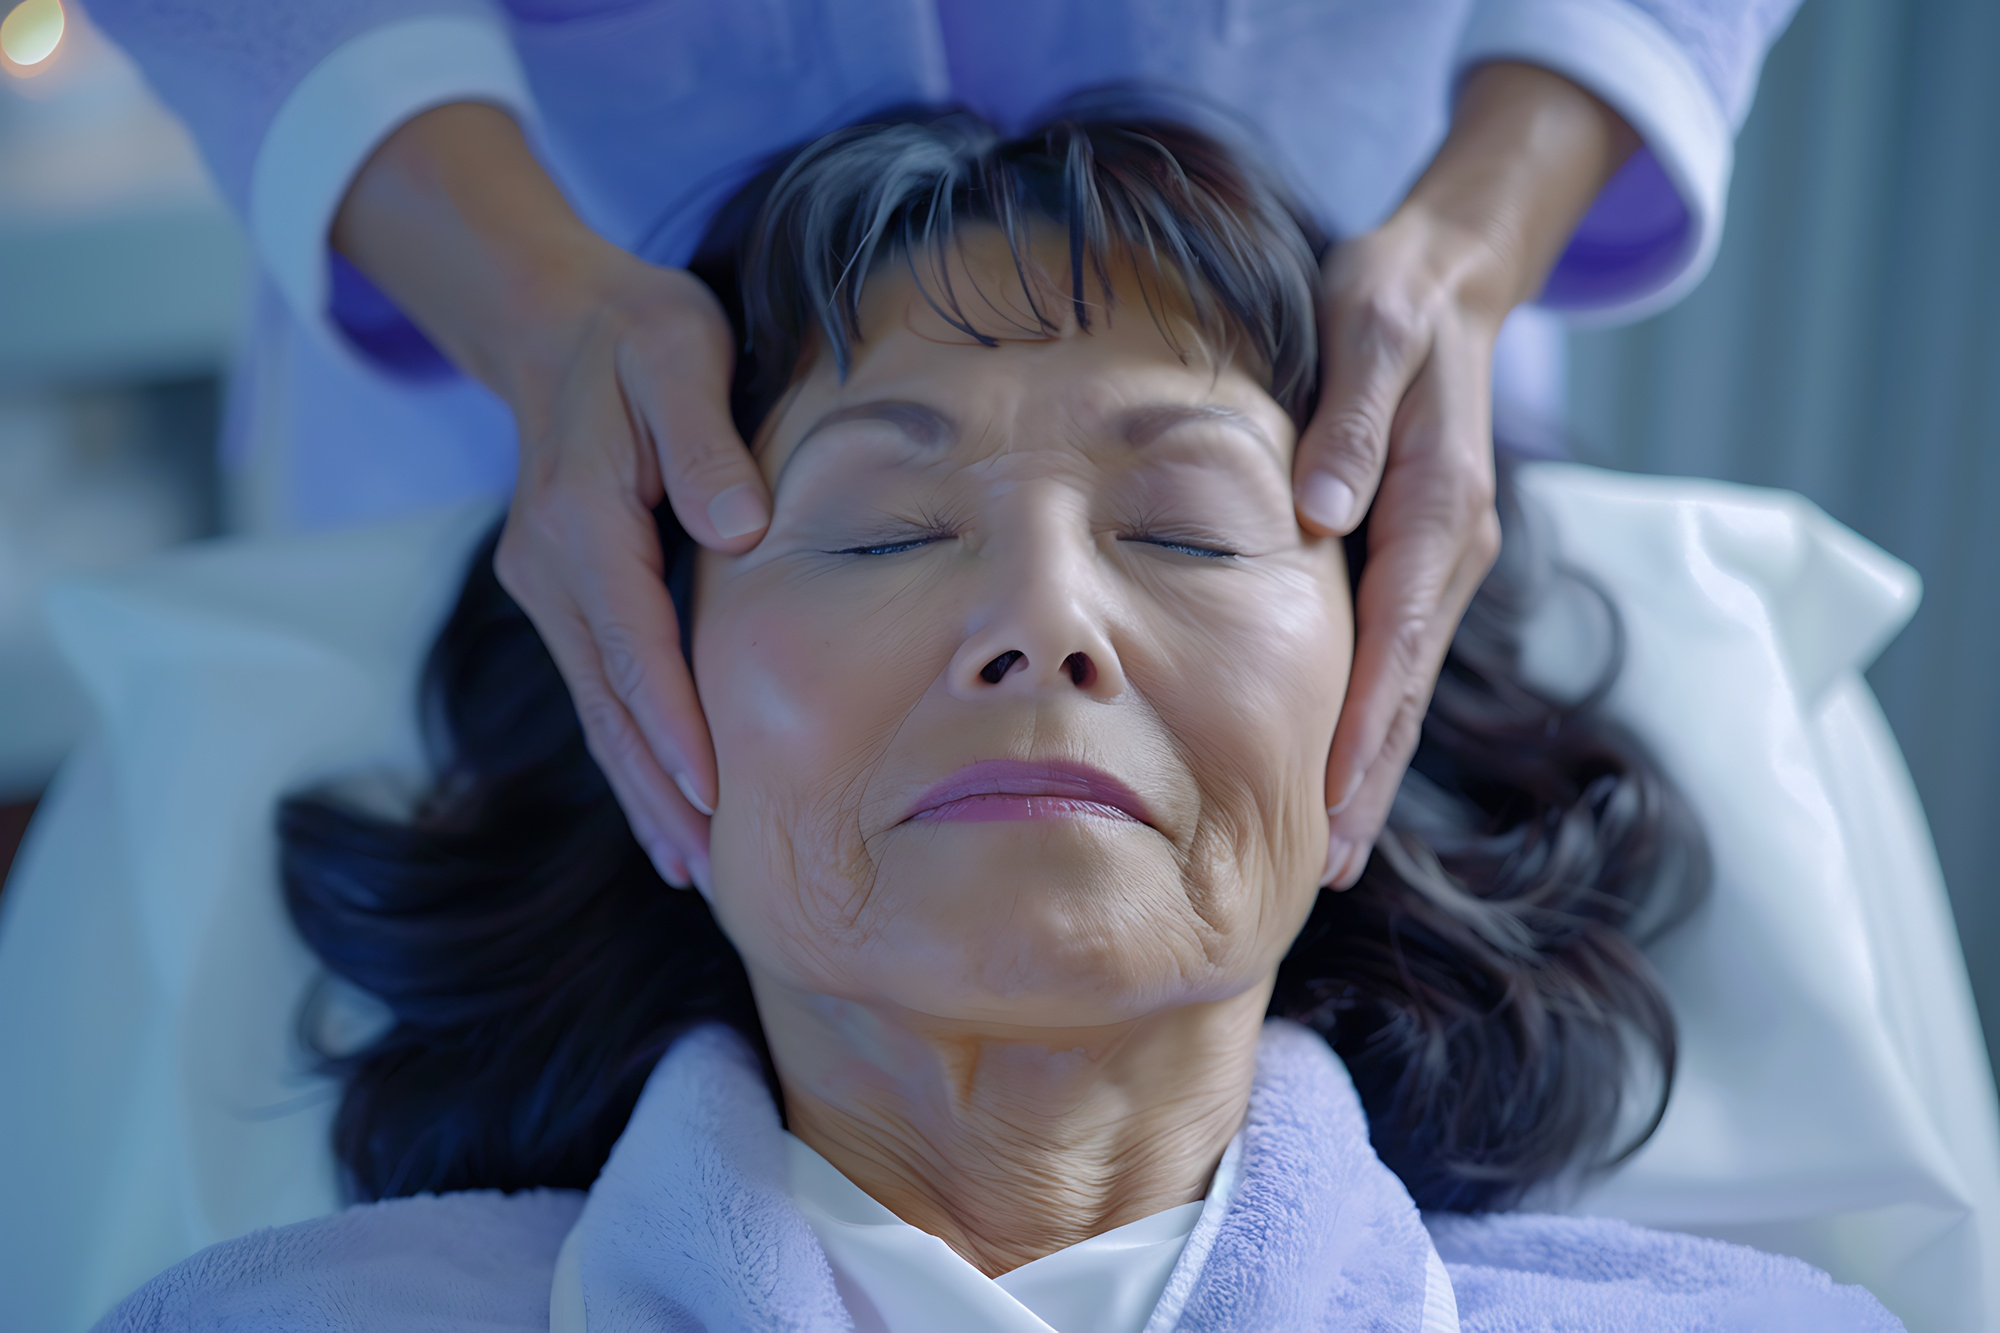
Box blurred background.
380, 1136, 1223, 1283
0, 0, 1994, 1077
1566, 0, 2000, 1081
0, 0, 244, 847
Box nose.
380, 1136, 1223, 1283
946, 493, 1126, 703
976, 648, 1098, 689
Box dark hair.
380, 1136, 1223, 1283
281, 101, 1707, 1213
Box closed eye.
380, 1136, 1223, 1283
1124, 535, 1239, 559
830, 535, 947, 557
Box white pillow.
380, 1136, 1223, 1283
1513, 465, 2000, 1333
0, 501, 490, 1330
0, 468, 1991, 1331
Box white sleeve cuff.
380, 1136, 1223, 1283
248, 15, 533, 335
1455, 0, 1732, 322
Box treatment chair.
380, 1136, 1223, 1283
0, 464, 1993, 1331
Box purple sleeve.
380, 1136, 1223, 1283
1556, 0, 1802, 311
1460, 0, 1805, 317
82, 0, 500, 217
1546, 0, 1801, 311
1543, 147, 1696, 308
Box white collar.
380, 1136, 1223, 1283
783, 1131, 1243, 1333
546, 1025, 1457, 1333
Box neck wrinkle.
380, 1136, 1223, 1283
760, 982, 1270, 1278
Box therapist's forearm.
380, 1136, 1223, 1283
331, 102, 629, 413
1395, 61, 1641, 317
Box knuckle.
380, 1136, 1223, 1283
1353, 290, 1425, 362
495, 500, 580, 601
1467, 506, 1502, 570
1403, 463, 1498, 543
576, 693, 647, 774
511, 427, 565, 493
666, 437, 747, 497
1458, 463, 1498, 516
636, 269, 729, 335
1390, 613, 1433, 678
1380, 692, 1430, 766
1321, 404, 1390, 469
657, 422, 754, 502
596, 621, 651, 703
509, 484, 580, 550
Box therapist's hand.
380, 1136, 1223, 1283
1301, 63, 1638, 887
334, 104, 765, 890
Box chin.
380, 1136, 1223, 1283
847, 826, 1259, 1023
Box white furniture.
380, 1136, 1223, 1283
0, 6, 248, 796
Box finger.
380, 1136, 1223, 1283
1321, 360, 1500, 832
578, 530, 721, 819
497, 459, 719, 841
1325, 469, 1498, 810
1295, 264, 1432, 536
511, 472, 722, 820
500, 570, 712, 887
1323, 495, 1498, 868
622, 277, 771, 553
1319, 539, 1494, 890
1320, 717, 1419, 889
574, 671, 714, 888
509, 362, 725, 812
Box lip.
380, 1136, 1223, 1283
902, 759, 1154, 827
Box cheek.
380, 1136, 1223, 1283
1133, 559, 1351, 949
692, 568, 944, 981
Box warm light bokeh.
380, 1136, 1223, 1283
0, 0, 64, 71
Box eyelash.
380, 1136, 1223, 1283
832, 536, 942, 557
830, 532, 1238, 559
1130, 535, 1238, 559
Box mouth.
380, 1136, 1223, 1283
903, 759, 1154, 827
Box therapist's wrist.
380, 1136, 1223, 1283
476, 231, 644, 417
490, 244, 728, 446
1392, 60, 1640, 318
332, 102, 626, 409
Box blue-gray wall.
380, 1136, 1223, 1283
1568, 0, 2000, 1070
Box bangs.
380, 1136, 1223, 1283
707, 99, 1327, 436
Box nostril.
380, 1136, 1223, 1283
1063, 652, 1095, 688
980, 650, 1025, 684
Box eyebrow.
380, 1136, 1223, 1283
776, 397, 1276, 483
778, 400, 959, 483
1118, 403, 1278, 454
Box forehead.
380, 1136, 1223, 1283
756, 226, 1295, 477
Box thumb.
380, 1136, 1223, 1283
1296, 287, 1429, 537
623, 275, 770, 553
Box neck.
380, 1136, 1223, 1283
754, 979, 1270, 1277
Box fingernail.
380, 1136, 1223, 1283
673, 771, 716, 817
1298, 472, 1356, 533
707, 483, 768, 540
1322, 835, 1354, 888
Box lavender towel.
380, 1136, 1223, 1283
93, 1188, 582, 1331
98, 1021, 1899, 1331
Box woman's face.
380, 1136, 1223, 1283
694, 230, 1351, 1028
